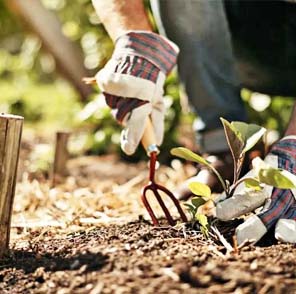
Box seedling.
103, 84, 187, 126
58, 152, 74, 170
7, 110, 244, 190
183, 182, 214, 237
171, 118, 296, 233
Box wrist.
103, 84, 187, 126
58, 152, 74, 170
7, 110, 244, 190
92, 0, 153, 41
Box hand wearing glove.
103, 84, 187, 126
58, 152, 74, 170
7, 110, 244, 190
215, 136, 296, 245
95, 31, 179, 155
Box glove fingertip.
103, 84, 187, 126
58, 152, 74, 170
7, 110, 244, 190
275, 219, 296, 243
120, 129, 139, 155
121, 142, 136, 156
235, 215, 267, 246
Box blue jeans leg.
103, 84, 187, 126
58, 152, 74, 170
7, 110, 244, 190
151, 0, 247, 152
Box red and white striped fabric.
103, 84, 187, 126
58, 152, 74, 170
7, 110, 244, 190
95, 31, 179, 155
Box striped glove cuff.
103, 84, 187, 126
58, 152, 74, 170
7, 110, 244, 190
114, 31, 179, 75
258, 137, 296, 229
269, 137, 296, 173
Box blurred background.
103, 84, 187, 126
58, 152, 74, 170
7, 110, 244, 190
0, 0, 294, 175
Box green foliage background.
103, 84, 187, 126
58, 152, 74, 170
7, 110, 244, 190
0, 0, 294, 163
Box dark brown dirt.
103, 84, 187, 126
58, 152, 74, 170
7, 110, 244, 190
3, 140, 296, 294
1, 220, 295, 294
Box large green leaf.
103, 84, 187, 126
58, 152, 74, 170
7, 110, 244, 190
220, 118, 244, 162
189, 182, 212, 199
171, 147, 227, 193
171, 147, 211, 167
258, 168, 296, 189
232, 121, 266, 153
244, 178, 262, 191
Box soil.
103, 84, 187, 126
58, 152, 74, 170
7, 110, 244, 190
1, 221, 296, 294
1, 140, 296, 294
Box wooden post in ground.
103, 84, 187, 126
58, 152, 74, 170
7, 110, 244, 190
0, 114, 23, 257
52, 131, 70, 186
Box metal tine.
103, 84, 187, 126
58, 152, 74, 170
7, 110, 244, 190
153, 188, 175, 226
141, 186, 159, 226
141, 149, 188, 226
142, 186, 175, 226
142, 183, 188, 226
156, 185, 188, 223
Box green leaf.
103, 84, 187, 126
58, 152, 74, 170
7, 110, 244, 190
171, 147, 227, 193
171, 147, 211, 167
191, 197, 206, 209
195, 214, 209, 238
232, 121, 266, 153
220, 118, 244, 162
258, 167, 296, 189
195, 213, 208, 227
244, 178, 262, 191
189, 182, 212, 199
184, 203, 197, 219
184, 203, 195, 211
201, 226, 209, 238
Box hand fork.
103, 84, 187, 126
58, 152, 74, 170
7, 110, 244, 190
141, 118, 188, 226
82, 76, 187, 226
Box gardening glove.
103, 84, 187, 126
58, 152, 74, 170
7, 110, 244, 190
95, 31, 179, 155
275, 219, 296, 243
215, 136, 296, 245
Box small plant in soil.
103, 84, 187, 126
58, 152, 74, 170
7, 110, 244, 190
171, 118, 296, 234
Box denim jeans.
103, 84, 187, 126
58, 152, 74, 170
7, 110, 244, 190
151, 0, 246, 131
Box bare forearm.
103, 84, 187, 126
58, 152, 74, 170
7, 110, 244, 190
92, 0, 152, 41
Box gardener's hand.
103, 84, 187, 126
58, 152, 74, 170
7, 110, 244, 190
215, 137, 296, 245
95, 31, 179, 155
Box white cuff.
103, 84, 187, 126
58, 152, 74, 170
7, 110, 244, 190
236, 215, 267, 245
275, 219, 296, 243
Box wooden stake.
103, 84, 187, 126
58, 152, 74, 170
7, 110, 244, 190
0, 114, 23, 257
52, 131, 70, 186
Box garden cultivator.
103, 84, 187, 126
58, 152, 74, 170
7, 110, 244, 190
141, 119, 188, 226
83, 77, 187, 226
